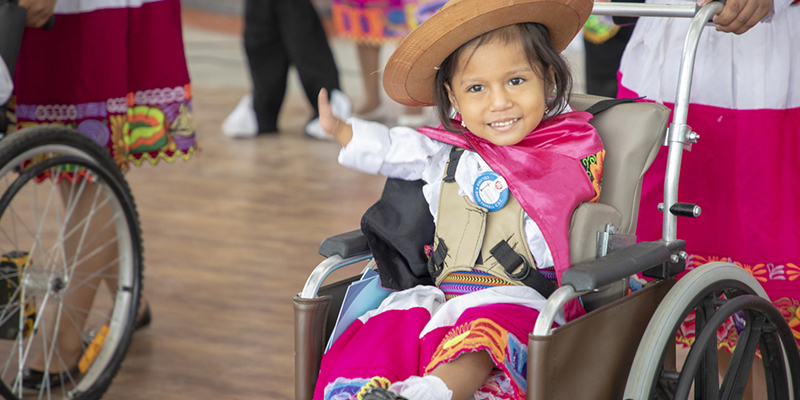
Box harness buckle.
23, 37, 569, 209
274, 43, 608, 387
505, 254, 532, 281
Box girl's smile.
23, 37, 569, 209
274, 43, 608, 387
445, 37, 548, 146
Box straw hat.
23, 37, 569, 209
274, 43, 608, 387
382, 0, 593, 107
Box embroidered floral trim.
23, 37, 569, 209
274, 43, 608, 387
424, 318, 527, 400
581, 150, 604, 203
688, 254, 800, 283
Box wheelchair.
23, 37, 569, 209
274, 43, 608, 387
0, 1, 144, 398
295, 2, 800, 399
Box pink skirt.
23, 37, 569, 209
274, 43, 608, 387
12, 0, 197, 172
315, 285, 552, 400
619, 83, 800, 350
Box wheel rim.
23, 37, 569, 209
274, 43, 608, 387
624, 262, 800, 400
0, 153, 137, 399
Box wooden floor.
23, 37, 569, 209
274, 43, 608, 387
103, 86, 386, 399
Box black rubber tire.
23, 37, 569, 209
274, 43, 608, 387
624, 262, 800, 400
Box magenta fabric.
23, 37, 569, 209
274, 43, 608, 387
619, 79, 800, 347
315, 302, 541, 400
417, 112, 603, 288
15, 1, 189, 105
315, 307, 433, 400
12, 0, 196, 170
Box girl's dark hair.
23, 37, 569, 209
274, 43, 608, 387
433, 23, 573, 132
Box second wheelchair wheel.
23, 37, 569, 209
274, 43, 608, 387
0, 126, 143, 399
624, 262, 800, 400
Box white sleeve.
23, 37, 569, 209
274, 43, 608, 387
523, 216, 555, 269
765, 0, 793, 21
0, 56, 12, 106
338, 118, 447, 181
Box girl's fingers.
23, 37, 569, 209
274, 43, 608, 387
317, 88, 336, 134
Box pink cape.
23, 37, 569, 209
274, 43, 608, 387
418, 111, 604, 320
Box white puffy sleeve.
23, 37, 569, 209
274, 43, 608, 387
338, 118, 448, 181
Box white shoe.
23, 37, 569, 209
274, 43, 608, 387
222, 93, 258, 138
329, 89, 352, 121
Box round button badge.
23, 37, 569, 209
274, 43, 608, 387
473, 171, 509, 211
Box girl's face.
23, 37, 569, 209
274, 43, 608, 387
445, 37, 548, 146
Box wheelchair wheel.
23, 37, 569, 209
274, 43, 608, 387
624, 262, 800, 400
0, 126, 142, 399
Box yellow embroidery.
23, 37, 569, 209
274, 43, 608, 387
356, 376, 392, 400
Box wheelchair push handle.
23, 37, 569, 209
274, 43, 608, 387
592, 1, 724, 244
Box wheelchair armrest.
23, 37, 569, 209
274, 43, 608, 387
319, 229, 371, 258
562, 240, 685, 292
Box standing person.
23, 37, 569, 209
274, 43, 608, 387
222, 0, 351, 140
582, 13, 634, 98
10, 0, 195, 388
312, 0, 601, 398
331, 0, 446, 127
619, 0, 800, 355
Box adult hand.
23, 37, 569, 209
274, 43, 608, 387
317, 88, 353, 147
698, 0, 773, 34
19, 0, 57, 28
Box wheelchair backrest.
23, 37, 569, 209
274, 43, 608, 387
566, 94, 669, 310
571, 94, 669, 235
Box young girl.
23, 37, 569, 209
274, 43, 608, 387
314, 0, 599, 399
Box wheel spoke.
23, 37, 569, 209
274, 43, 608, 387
719, 312, 763, 400
0, 135, 141, 398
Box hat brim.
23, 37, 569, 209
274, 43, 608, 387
383, 0, 592, 107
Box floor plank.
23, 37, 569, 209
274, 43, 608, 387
105, 86, 385, 399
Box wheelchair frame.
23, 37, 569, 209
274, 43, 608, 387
296, 3, 800, 400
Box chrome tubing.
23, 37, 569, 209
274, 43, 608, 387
594, 1, 724, 242
591, 2, 696, 18
532, 285, 589, 336
299, 253, 373, 299
662, 2, 724, 242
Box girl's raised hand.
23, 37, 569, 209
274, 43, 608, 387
317, 88, 353, 146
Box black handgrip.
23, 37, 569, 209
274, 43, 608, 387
318, 230, 370, 258
670, 202, 701, 218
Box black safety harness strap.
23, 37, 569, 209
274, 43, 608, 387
443, 147, 464, 183
583, 97, 644, 116
428, 237, 448, 278
490, 240, 556, 298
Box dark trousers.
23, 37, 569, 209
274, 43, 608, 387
583, 25, 634, 98
243, 0, 340, 133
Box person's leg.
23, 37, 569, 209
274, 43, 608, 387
28, 182, 116, 373
354, 43, 381, 116
429, 351, 494, 400
244, 0, 289, 133
583, 25, 634, 98
276, 0, 341, 117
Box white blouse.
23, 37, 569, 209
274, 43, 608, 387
338, 117, 555, 269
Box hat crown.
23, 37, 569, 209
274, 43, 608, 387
383, 0, 593, 107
